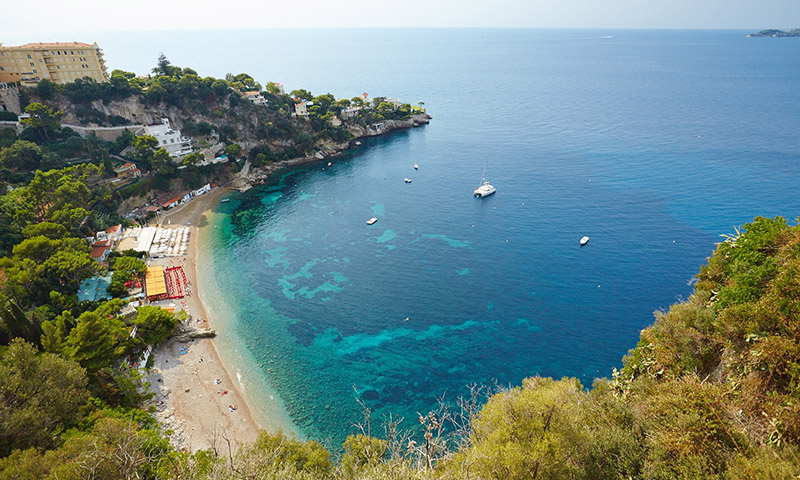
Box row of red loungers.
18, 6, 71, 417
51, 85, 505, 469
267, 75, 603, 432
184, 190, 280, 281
165, 266, 188, 299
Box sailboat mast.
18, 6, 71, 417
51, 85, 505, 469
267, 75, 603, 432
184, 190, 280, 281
481, 160, 487, 183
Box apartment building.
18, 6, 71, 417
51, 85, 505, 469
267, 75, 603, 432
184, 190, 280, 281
0, 41, 109, 87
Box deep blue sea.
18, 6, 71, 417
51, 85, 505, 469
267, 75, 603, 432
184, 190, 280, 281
43, 29, 800, 446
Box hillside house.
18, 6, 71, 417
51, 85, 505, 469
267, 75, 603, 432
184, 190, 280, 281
137, 118, 193, 157
242, 91, 267, 106
114, 162, 141, 178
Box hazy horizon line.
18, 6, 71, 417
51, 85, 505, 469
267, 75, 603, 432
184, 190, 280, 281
2, 25, 795, 38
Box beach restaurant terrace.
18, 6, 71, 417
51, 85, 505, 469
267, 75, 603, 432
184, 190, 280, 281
145, 265, 168, 302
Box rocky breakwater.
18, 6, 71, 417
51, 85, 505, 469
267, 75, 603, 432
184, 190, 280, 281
242, 112, 432, 187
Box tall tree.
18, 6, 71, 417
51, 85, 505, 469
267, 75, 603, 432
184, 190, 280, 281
62, 310, 127, 373
225, 143, 242, 162
132, 135, 158, 168
0, 338, 88, 456
153, 53, 171, 77
131, 306, 177, 346
101, 147, 114, 177
19, 103, 62, 143
0, 299, 41, 346
0, 140, 42, 171
290, 89, 314, 102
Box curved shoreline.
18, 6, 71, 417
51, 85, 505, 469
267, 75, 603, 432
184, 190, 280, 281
145, 186, 296, 451
142, 114, 431, 450
194, 203, 301, 438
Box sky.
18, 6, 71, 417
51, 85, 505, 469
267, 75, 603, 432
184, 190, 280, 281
1, 0, 799, 37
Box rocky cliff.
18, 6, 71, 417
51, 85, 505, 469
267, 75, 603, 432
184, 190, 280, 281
37, 91, 430, 162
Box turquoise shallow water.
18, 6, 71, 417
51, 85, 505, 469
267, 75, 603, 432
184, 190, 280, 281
76, 28, 800, 447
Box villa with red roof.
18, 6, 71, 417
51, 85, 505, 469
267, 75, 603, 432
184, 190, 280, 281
114, 162, 141, 178
90, 224, 122, 263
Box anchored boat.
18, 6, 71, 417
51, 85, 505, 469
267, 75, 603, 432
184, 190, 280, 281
474, 161, 496, 197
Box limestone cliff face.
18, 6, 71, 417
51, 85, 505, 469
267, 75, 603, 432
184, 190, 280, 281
57, 95, 255, 136
0, 86, 22, 114
60, 96, 167, 127
34, 90, 431, 174
43, 93, 268, 144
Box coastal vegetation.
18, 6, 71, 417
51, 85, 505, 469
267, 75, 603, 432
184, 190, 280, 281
2, 213, 800, 478
1, 56, 798, 478
2, 54, 428, 215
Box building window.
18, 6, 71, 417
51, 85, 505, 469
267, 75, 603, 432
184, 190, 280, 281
33, 69, 37, 74
27, 54, 32, 59
30, 62, 34, 67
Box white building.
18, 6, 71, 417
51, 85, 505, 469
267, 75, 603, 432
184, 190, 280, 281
138, 118, 193, 157
242, 91, 267, 106
192, 183, 211, 197
342, 105, 362, 118
294, 102, 309, 116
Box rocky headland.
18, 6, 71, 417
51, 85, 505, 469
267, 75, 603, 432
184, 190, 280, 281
747, 28, 800, 37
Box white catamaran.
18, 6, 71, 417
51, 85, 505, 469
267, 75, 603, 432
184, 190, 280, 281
474, 161, 496, 197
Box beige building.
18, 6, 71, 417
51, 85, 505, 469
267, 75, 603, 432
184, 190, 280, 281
0, 42, 109, 87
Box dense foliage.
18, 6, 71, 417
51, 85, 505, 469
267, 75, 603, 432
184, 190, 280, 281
20, 55, 423, 178
2, 215, 798, 479
5, 56, 794, 479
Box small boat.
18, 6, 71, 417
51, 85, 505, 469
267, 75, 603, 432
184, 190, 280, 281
580, 236, 590, 246
355, 140, 362, 146
413, 163, 419, 169
366, 217, 378, 225
220, 198, 230, 203
474, 181, 496, 197
474, 160, 496, 197
404, 178, 412, 183
327, 162, 332, 166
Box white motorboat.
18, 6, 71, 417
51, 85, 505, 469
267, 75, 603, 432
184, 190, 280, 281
580, 236, 590, 246
404, 178, 412, 183
474, 160, 496, 197
366, 217, 378, 225
413, 163, 419, 169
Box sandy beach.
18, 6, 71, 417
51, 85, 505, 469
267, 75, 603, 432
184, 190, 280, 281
142, 187, 263, 452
